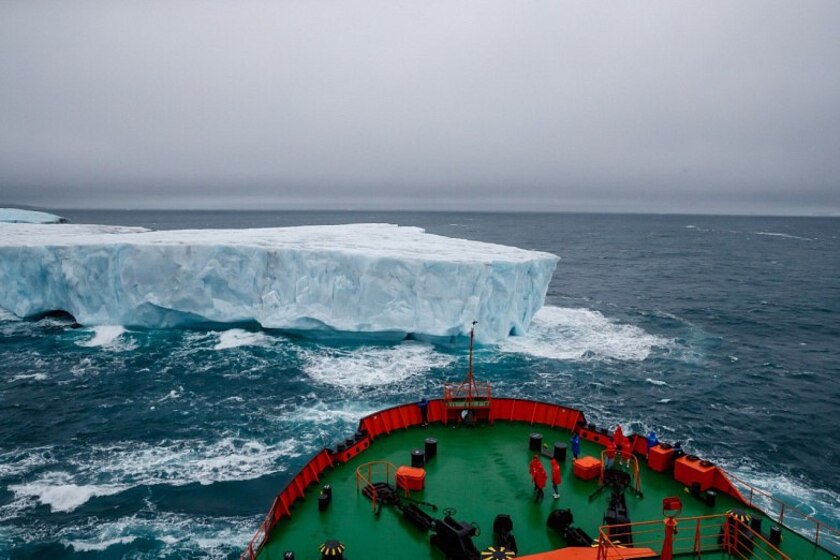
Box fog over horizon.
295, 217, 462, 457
1, 1, 839, 216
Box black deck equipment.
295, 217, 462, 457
430, 515, 481, 560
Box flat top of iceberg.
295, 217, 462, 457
0, 223, 557, 264
0, 208, 66, 224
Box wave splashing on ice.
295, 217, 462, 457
76, 325, 137, 351
213, 329, 275, 350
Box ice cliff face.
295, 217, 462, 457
0, 223, 558, 343
0, 208, 67, 224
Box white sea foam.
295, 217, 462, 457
0, 493, 37, 524
645, 378, 668, 386
498, 306, 670, 362
76, 325, 137, 351
282, 399, 381, 427
54, 510, 261, 558
6, 436, 299, 513
157, 387, 183, 402
9, 473, 128, 512
0, 447, 57, 479
302, 341, 455, 389
84, 437, 299, 487
67, 536, 137, 552
755, 231, 813, 241
7, 373, 47, 382
213, 329, 274, 350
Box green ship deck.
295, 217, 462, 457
253, 419, 836, 560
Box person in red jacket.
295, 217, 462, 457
550, 457, 562, 499
530, 455, 547, 502
529, 454, 541, 478
613, 424, 625, 451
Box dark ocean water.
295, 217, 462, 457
1, 211, 838, 558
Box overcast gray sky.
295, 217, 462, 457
1, 1, 839, 214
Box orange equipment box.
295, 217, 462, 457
674, 455, 716, 491
573, 456, 602, 481
395, 466, 426, 492
647, 443, 675, 472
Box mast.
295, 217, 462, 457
468, 320, 477, 402
441, 319, 490, 424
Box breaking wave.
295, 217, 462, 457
76, 325, 137, 351
213, 329, 275, 350
9, 474, 127, 513
499, 306, 671, 362
302, 341, 455, 390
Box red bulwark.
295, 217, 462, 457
395, 466, 426, 492
517, 548, 657, 559
573, 456, 602, 481
674, 456, 716, 491
647, 444, 675, 472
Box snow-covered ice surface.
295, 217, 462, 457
0, 223, 557, 343
0, 208, 67, 224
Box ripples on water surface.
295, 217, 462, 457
1, 211, 838, 558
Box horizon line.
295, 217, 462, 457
6, 205, 838, 219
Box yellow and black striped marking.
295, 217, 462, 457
725, 509, 751, 524
481, 546, 516, 559
319, 540, 345, 556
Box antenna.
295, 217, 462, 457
468, 321, 477, 401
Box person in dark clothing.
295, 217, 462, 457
646, 430, 658, 459
418, 398, 429, 426
605, 440, 617, 470
570, 432, 581, 460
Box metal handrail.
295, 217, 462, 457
443, 382, 492, 401
596, 513, 789, 560
355, 461, 397, 511
598, 450, 642, 496
241, 496, 277, 560
725, 470, 840, 552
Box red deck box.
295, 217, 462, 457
396, 466, 426, 492
674, 456, 716, 492
573, 456, 602, 481
648, 443, 675, 472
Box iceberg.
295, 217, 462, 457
0, 223, 558, 343
0, 208, 67, 224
